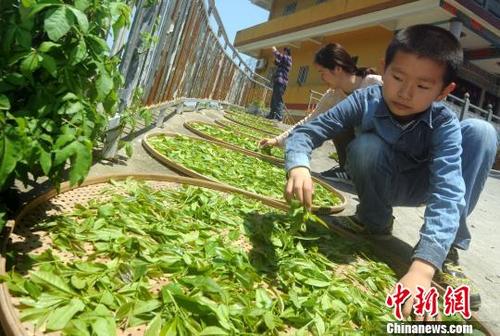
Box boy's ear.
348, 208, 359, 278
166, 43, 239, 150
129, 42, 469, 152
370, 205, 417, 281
436, 82, 456, 101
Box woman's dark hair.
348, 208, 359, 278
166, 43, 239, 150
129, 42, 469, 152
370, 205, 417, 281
283, 47, 291, 56
314, 43, 377, 78
385, 24, 463, 85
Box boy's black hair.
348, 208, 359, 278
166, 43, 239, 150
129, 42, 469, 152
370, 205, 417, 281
385, 24, 463, 86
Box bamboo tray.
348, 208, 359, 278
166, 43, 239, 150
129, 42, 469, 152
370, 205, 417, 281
183, 121, 284, 165
223, 114, 282, 136
214, 119, 264, 140
142, 132, 346, 214
0, 174, 308, 336
224, 109, 277, 127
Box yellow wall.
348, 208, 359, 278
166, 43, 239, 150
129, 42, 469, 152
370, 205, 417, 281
235, 0, 414, 47
257, 26, 393, 109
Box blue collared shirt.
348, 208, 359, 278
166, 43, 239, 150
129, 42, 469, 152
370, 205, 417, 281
285, 85, 466, 270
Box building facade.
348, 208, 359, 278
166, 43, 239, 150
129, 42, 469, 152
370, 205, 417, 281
235, 0, 500, 119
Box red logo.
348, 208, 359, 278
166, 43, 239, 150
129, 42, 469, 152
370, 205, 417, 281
443, 285, 471, 319
413, 286, 439, 317
386, 283, 412, 320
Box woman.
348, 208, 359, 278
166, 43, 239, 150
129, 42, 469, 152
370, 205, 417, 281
259, 43, 382, 184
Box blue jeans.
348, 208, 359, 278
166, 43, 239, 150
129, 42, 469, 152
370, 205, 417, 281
345, 118, 498, 250
269, 82, 286, 120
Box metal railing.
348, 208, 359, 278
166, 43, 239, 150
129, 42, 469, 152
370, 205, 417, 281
307, 89, 323, 113
444, 92, 499, 123
305, 89, 500, 138
103, 0, 273, 157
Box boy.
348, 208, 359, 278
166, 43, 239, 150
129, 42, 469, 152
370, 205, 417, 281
284, 24, 497, 319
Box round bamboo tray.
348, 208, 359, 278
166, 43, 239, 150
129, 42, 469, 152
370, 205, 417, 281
214, 119, 264, 140
0, 174, 304, 336
183, 121, 284, 165
223, 114, 282, 136
224, 109, 278, 127
142, 132, 346, 214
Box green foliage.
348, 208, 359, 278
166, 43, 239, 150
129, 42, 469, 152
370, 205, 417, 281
225, 111, 282, 136
120, 86, 152, 133
217, 119, 271, 139
148, 134, 341, 208
328, 152, 339, 162
249, 100, 265, 109
5, 180, 401, 334
187, 121, 284, 160
0, 0, 131, 190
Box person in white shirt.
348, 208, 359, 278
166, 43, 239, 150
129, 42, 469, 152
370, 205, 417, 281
259, 43, 382, 184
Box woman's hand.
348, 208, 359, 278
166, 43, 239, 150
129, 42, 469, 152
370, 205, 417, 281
259, 138, 278, 148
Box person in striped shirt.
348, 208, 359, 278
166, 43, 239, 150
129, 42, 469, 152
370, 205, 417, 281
267, 46, 292, 121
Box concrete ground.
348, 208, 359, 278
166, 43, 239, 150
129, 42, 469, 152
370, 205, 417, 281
16, 107, 500, 334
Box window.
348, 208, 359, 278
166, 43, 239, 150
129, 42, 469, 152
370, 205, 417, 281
283, 2, 297, 16
297, 66, 309, 86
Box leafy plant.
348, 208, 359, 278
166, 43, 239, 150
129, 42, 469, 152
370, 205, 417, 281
147, 134, 341, 208
217, 119, 271, 139
225, 112, 282, 136
227, 108, 278, 128
187, 121, 284, 159
0, 0, 131, 190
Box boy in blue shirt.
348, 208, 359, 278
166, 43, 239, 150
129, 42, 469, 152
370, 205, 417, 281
284, 24, 497, 318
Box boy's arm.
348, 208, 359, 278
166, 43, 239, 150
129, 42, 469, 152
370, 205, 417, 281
395, 117, 465, 321
413, 117, 466, 270
284, 92, 363, 207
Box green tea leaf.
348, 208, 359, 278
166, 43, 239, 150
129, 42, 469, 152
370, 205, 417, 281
67, 7, 89, 33
46, 298, 85, 331
44, 6, 72, 41
0, 95, 10, 110
145, 313, 162, 336
199, 326, 228, 335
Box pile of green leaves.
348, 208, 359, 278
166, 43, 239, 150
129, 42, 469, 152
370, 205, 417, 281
0, 0, 131, 190
4, 179, 400, 334
227, 108, 276, 127
217, 119, 270, 140
187, 121, 284, 160
224, 114, 283, 136
148, 134, 341, 208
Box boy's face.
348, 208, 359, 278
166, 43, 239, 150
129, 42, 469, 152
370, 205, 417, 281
382, 51, 456, 117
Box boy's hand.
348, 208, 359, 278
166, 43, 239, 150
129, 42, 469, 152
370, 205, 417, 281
284, 167, 313, 211
395, 259, 439, 321
259, 138, 277, 148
